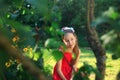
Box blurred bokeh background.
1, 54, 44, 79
0, 0, 120, 80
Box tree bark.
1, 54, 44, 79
0, 34, 48, 80
86, 0, 106, 80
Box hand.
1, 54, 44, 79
58, 46, 64, 53
72, 65, 78, 72
63, 79, 67, 80
70, 78, 73, 80
62, 77, 67, 80
81, 72, 86, 77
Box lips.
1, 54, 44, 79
69, 45, 73, 48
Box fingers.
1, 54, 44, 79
58, 46, 65, 53
63, 40, 67, 45
72, 65, 78, 72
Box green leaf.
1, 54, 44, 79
1, 19, 35, 49
103, 7, 119, 20
44, 38, 62, 49
100, 30, 116, 47
91, 17, 108, 27
0, 50, 10, 79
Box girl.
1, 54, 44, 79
53, 27, 81, 80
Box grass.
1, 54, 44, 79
42, 48, 120, 80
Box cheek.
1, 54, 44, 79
73, 40, 76, 45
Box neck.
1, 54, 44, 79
66, 48, 73, 53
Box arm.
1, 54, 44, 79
56, 60, 67, 80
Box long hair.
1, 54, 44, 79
72, 33, 80, 65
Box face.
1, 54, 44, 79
63, 33, 76, 50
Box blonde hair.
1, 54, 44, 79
72, 33, 80, 65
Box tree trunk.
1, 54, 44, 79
86, 0, 106, 80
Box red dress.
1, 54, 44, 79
53, 52, 73, 80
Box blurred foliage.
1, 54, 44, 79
92, 6, 120, 59
0, 0, 62, 79
56, 0, 119, 47
0, 20, 35, 49
44, 38, 62, 49
73, 62, 98, 80
0, 0, 120, 79
4, 58, 39, 80
0, 50, 11, 80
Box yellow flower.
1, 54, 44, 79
5, 62, 11, 68
15, 36, 19, 41
11, 28, 16, 33
12, 36, 19, 42
12, 37, 17, 42
23, 48, 28, 52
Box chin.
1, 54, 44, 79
69, 46, 74, 49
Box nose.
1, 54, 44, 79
68, 40, 72, 46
